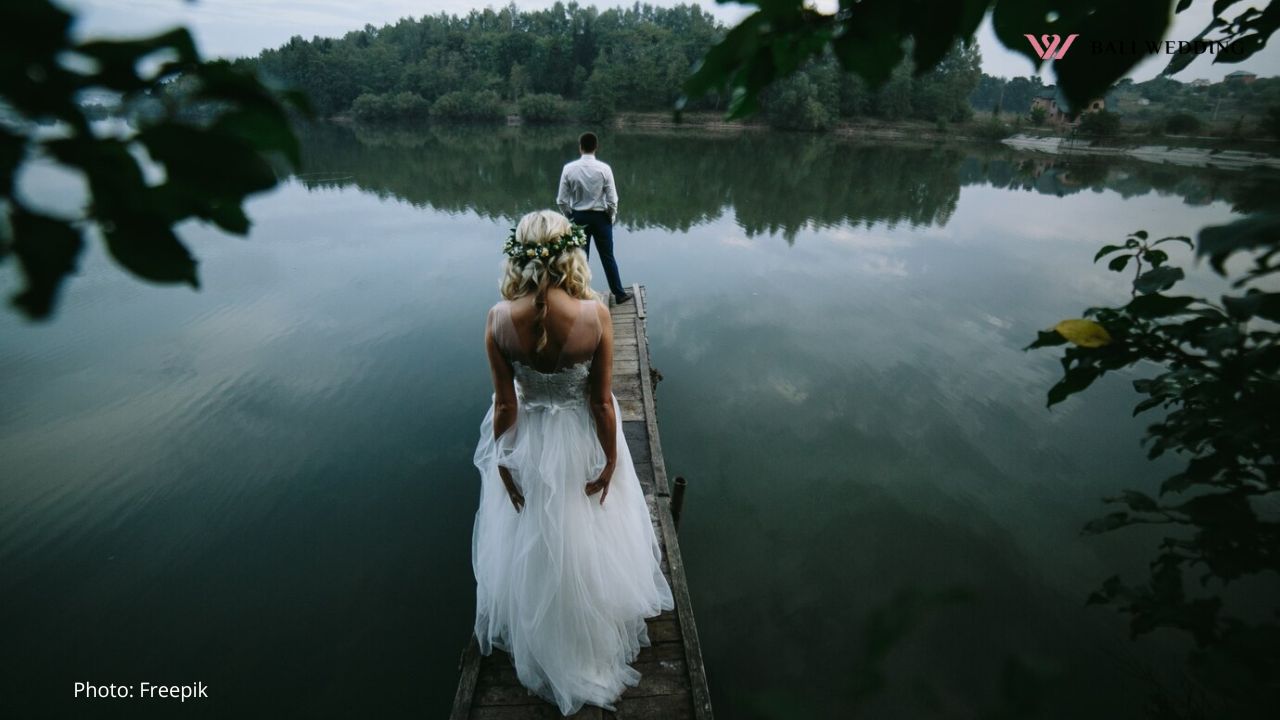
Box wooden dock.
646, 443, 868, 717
451, 284, 713, 720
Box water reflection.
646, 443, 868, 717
296, 122, 1278, 239
2, 123, 1276, 718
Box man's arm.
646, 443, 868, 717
603, 163, 618, 223
556, 164, 572, 217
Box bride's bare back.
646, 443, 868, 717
490, 288, 608, 374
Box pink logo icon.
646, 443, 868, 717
1024, 33, 1079, 60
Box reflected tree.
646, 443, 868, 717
294, 123, 1278, 241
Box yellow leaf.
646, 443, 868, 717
1054, 319, 1112, 348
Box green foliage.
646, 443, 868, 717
1230, 115, 1246, 139
517, 93, 570, 124
971, 74, 1045, 115
1077, 109, 1122, 137
1139, 76, 1183, 103
248, 3, 722, 119
685, 0, 1280, 120
1164, 112, 1203, 135
1028, 222, 1280, 713
429, 90, 506, 123
1029, 106, 1047, 126
762, 73, 834, 131
912, 41, 982, 122
1267, 106, 1280, 139
0, 0, 302, 320
582, 65, 619, 122
351, 91, 429, 123
972, 119, 1012, 142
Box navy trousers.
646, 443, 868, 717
570, 209, 627, 299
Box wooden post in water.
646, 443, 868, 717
671, 475, 688, 530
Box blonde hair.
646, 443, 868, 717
499, 210, 599, 353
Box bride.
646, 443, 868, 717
471, 210, 674, 715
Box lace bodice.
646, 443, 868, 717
513, 360, 591, 412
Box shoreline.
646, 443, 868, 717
999, 133, 1280, 170
334, 112, 1280, 170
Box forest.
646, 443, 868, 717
241, 2, 983, 130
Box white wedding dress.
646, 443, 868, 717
471, 297, 674, 715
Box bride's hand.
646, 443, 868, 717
585, 462, 615, 505
499, 466, 525, 513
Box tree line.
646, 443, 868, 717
240, 2, 988, 130
242, 3, 719, 124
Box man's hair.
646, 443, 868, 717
578, 132, 598, 154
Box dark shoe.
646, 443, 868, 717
615, 292, 633, 304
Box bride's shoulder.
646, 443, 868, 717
487, 298, 514, 323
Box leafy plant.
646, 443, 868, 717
1029, 105, 1047, 126
0, 0, 304, 320
1266, 106, 1280, 140
429, 90, 506, 123
351, 91, 429, 123
1027, 218, 1280, 712
517, 93, 569, 124
762, 73, 835, 131
1165, 112, 1203, 135
1077, 109, 1122, 137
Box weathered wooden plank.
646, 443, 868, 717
475, 684, 544, 707
646, 618, 681, 644
451, 635, 483, 720
623, 659, 688, 699
631, 461, 655, 493
614, 384, 643, 404
622, 422, 651, 466
634, 315, 667, 498
618, 398, 644, 423
635, 642, 685, 663
471, 705, 604, 720
655, 498, 713, 720
610, 692, 693, 720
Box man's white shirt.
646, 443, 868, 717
557, 153, 618, 222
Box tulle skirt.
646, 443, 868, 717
471, 395, 674, 715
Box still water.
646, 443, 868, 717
2, 124, 1274, 718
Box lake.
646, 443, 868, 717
2, 123, 1274, 718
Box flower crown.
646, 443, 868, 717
502, 224, 589, 265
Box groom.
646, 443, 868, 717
557, 132, 632, 304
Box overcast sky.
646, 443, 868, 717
61, 0, 1279, 82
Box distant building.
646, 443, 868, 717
1224, 70, 1257, 84
1031, 86, 1107, 125
1190, 78, 1211, 87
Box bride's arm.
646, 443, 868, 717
486, 314, 523, 511
586, 302, 616, 504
